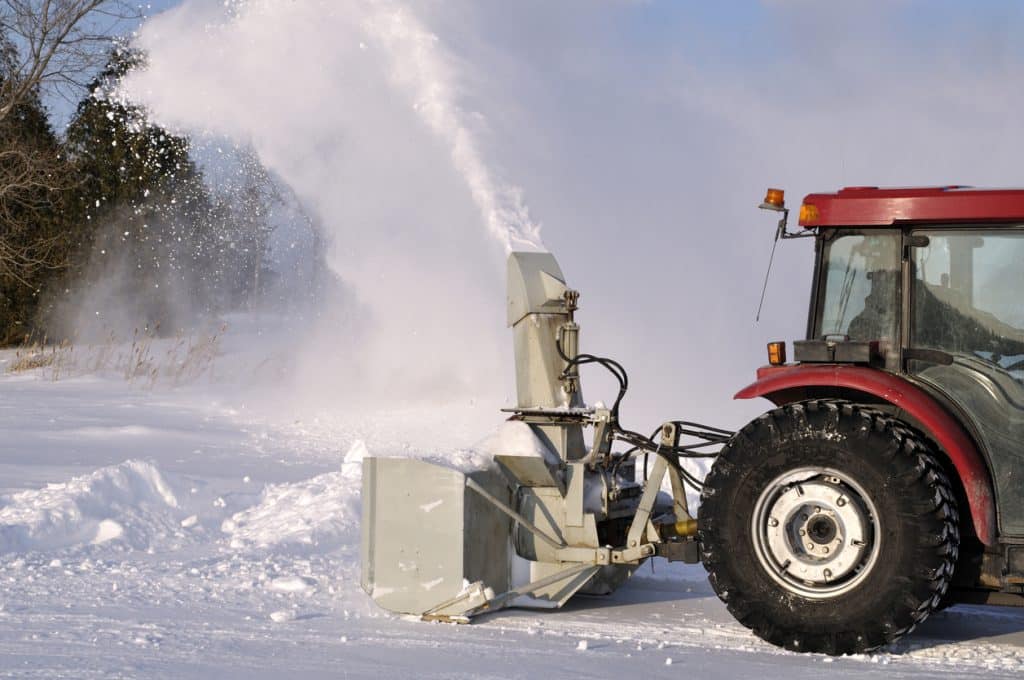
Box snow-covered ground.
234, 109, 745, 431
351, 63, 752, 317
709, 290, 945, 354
2, 348, 1024, 678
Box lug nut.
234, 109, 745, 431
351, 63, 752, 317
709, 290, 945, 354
768, 518, 779, 527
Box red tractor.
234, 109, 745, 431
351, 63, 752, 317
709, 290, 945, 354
701, 186, 1024, 654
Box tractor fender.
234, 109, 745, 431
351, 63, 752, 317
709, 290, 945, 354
735, 364, 997, 546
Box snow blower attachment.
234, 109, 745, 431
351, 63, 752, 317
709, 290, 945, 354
361, 252, 732, 622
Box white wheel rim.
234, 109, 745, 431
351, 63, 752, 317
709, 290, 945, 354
751, 467, 881, 599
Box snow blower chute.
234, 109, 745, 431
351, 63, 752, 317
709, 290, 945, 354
361, 251, 731, 622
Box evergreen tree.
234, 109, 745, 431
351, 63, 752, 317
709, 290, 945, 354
0, 30, 73, 343
2, 40, 282, 344
60, 44, 219, 334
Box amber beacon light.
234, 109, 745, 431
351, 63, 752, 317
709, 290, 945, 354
767, 341, 787, 365
760, 188, 786, 212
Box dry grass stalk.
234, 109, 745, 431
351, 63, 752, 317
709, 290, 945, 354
5, 320, 226, 388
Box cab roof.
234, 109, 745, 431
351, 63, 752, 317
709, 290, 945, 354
798, 186, 1024, 228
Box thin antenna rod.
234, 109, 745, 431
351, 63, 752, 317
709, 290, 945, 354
755, 231, 780, 322
755, 208, 788, 322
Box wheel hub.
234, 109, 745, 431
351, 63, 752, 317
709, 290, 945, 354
807, 515, 837, 544
752, 468, 880, 599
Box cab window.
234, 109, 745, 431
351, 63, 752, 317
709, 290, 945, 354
815, 231, 900, 347
910, 230, 1024, 379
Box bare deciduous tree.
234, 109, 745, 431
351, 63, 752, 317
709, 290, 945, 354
0, 0, 138, 122
0, 142, 69, 288
0, 1, 137, 303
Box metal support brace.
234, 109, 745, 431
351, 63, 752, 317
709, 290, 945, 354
425, 563, 605, 621
555, 546, 611, 564
491, 563, 599, 610
626, 457, 668, 549
422, 582, 495, 622
465, 477, 567, 551
660, 423, 693, 521
574, 407, 613, 466
611, 543, 656, 564
624, 422, 685, 549
566, 463, 585, 527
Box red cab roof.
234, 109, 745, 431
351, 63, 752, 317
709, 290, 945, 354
798, 186, 1024, 228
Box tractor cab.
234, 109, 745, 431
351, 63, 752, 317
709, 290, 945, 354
804, 202, 1024, 380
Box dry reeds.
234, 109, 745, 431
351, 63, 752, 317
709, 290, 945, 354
5, 322, 227, 388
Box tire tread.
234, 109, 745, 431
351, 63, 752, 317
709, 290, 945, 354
699, 399, 959, 655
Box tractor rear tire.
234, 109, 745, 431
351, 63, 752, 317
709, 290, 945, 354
699, 400, 959, 655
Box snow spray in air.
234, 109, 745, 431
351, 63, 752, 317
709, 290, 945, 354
120, 0, 544, 413
360, 3, 542, 254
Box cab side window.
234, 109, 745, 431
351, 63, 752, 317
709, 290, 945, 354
817, 232, 900, 346
911, 230, 1024, 377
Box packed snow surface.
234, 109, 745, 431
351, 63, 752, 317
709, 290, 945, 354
1, 357, 1024, 678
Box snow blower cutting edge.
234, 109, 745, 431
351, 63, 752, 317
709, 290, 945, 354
360, 251, 730, 622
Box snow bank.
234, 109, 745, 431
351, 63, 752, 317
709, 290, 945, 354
221, 441, 364, 552
0, 460, 182, 554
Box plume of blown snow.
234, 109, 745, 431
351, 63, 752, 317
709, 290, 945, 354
360, 2, 542, 253
119, 0, 544, 415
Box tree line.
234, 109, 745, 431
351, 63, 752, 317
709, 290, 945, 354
1, 2, 289, 345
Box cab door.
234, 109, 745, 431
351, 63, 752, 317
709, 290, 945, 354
907, 228, 1024, 538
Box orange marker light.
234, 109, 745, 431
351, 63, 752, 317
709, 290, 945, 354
762, 188, 785, 209
799, 203, 820, 223
767, 341, 787, 366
